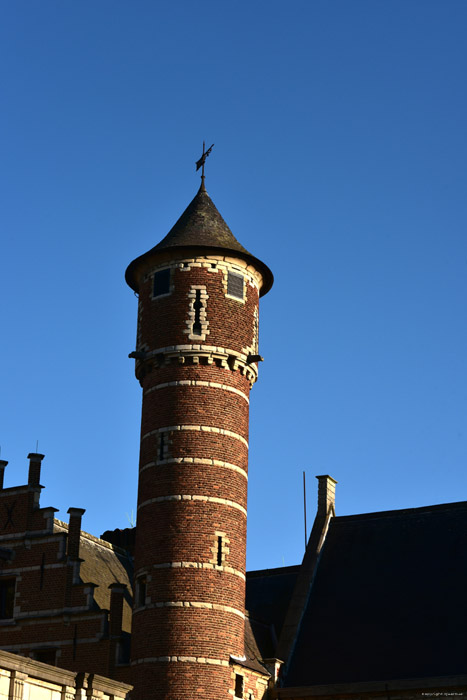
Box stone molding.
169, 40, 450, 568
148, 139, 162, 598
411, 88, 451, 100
131, 655, 230, 667
133, 600, 245, 619
142, 425, 248, 449
137, 494, 247, 517
144, 379, 250, 404
135, 561, 245, 580
139, 457, 248, 480
0, 649, 131, 699
134, 343, 259, 385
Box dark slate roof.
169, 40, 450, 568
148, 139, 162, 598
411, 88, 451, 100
79, 535, 133, 633
285, 501, 467, 687
246, 565, 300, 644
239, 616, 273, 675
125, 183, 273, 295
54, 520, 134, 634
101, 527, 136, 557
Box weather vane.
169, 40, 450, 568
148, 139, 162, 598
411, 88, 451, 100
195, 141, 214, 184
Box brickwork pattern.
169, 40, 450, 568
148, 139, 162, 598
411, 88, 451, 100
0, 460, 132, 687
131, 254, 265, 699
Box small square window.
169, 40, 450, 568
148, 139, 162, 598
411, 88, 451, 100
227, 272, 244, 300
0, 579, 15, 619
153, 269, 171, 297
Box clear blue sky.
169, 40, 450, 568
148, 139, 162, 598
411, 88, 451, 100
1, 1, 466, 570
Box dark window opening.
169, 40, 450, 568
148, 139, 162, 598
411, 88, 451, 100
193, 289, 202, 335
33, 648, 57, 666
136, 575, 147, 607
235, 673, 244, 698
217, 536, 223, 566
153, 269, 171, 297
159, 433, 165, 461
0, 579, 15, 619
39, 552, 45, 590
227, 272, 244, 300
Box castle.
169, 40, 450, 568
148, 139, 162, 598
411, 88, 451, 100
0, 171, 466, 699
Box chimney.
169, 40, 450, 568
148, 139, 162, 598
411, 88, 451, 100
67, 507, 85, 559
27, 453, 45, 487
0, 461, 8, 489
109, 583, 126, 639
316, 475, 337, 518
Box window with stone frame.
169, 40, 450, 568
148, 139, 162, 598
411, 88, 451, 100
234, 673, 244, 698
227, 271, 244, 300
0, 579, 15, 619
153, 268, 171, 297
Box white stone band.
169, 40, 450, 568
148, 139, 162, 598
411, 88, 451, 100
131, 656, 230, 667
136, 561, 245, 580
137, 494, 247, 516
140, 457, 248, 480
135, 600, 245, 619
144, 379, 249, 404
142, 425, 248, 448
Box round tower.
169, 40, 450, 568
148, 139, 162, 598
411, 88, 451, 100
126, 176, 273, 700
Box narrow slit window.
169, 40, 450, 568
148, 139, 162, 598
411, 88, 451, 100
217, 536, 223, 566
235, 674, 244, 698
136, 575, 147, 607
227, 272, 244, 300
39, 553, 45, 590
153, 269, 171, 297
159, 433, 165, 461
193, 289, 202, 335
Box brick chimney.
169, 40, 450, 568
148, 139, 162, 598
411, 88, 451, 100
0, 460, 7, 489
316, 475, 337, 518
109, 582, 126, 671
109, 582, 125, 639
27, 453, 45, 487
67, 507, 85, 559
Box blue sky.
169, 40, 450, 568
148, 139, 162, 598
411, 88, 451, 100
1, 1, 466, 570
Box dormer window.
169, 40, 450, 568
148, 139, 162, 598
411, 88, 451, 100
227, 272, 244, 300
153, 269, 171, 297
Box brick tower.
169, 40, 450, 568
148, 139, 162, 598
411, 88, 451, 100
125, 173, 273, 700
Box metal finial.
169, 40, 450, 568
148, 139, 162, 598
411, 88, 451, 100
195, 141, 214, 187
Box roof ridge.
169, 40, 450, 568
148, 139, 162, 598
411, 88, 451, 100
53, 518, 130, 555
333, 499, 467, 523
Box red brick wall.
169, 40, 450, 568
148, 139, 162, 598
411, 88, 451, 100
131, 254, 263, 699
0, 481, 131, 686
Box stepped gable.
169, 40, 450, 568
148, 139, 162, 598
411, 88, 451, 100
125, 182, 273, 295
284, 500, 467, 687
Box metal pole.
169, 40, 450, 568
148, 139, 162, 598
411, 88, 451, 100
303, 471, 307, 550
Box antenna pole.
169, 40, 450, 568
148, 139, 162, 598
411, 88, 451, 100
303, 471, 307, 550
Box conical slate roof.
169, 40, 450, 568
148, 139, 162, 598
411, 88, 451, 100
125, 183, 273, 295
